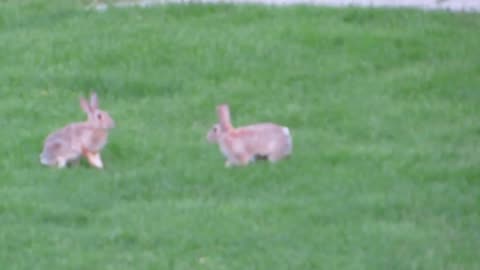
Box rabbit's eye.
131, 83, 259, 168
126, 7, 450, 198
97, 114, 102, 120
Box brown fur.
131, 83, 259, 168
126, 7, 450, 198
207, 104, 292, 167
40, 92, 115, 169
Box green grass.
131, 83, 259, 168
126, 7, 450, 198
1, 1, 480, 269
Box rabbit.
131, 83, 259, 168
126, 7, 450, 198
206, 104, 292, 167
40, 92, 115, 169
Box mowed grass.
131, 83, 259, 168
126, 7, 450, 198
1, 1, 480, 269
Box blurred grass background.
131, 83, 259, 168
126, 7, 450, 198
0, 1, 479, 269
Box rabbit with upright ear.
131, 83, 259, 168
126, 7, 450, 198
206, 104, 292, 167
40, 92, 115, 169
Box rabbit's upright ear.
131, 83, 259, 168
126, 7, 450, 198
80, 97, 92, 114
90, 92, 99, 109
217, 104, 233, 132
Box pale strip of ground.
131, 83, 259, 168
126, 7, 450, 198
90, 0, 480, 12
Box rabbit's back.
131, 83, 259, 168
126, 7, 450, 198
231, 123, 292, 156
40, 123, 83, 165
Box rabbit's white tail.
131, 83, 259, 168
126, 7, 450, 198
40, 152, 54, 166
282, 127, 293, 154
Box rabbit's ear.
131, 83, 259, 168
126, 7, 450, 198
80, 97, 92, 114
217, 104, 233, 131
90, 92, 98, 109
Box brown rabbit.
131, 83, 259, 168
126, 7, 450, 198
207, 104, 292, 167
40, 92, 115, 169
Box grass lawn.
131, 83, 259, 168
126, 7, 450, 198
1, 1, 479, 269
